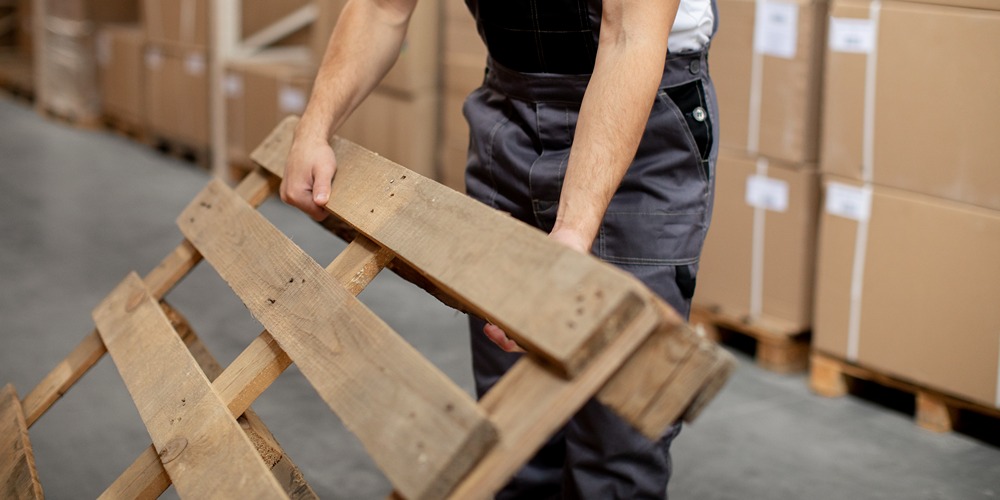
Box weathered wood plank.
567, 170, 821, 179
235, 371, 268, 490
102, 238, 390, 499
0, 384, 43, 500
93, 273, 288, 499
447, 303, 663, 499
177, 180, 496, 500
597, 301, 736, 438
21, 170, 277, 428
251, 116, 648, 378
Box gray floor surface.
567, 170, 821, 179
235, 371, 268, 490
1, 97, 997, 499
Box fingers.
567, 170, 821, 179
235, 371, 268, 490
280, 142, 337, 222
483, 323, 525, 353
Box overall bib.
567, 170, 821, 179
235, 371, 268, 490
462, 1, 720, 497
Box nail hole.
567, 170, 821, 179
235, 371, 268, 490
267, 298, 276, 304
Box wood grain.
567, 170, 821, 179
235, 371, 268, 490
21, 170, 277, 428
93, 272, 288, 499
100, 237, 388, 499
177, 180, 497, 500
251, 116, 648, 378
0, 384, 43, 499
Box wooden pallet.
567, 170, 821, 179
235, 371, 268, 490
810, 352, 1000, 436
2, 116, 735, 499
102, 114, 150, 145
0, 50, 33, 103
148, 135, 211, 170
37, 105, 103, 130
690, 305, 810, 373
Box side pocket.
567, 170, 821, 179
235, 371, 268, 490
662, 80, 714, 176
675, 264, 697, 300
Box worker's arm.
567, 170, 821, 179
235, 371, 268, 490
281, 0, 419, 221
485, 0, 680, 352
552, 0, 680, 251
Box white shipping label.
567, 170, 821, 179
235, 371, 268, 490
754, 1, 799, 59
825, 182, 872, 221
279, 86, 307, 114
746, 175, 790, 212
145, 48, 164, 70
185, 53, 206, 76
829, 17, 876, 54
224, 74, 243, 98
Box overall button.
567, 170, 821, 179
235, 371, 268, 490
688, 59, 701, 75
692, 107, 707, 122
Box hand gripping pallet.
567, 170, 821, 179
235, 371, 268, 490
1, 116, 735, 499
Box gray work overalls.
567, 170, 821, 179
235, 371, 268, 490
461, 0, 720, 497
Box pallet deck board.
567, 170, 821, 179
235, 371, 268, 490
103, 237, 389, 499
0, 384, 43, 500
93, 272, 288, 499
691, 305, 810, 373
251, 116, 650, 378
178, 179, 497, 500
20, 171, 276, 429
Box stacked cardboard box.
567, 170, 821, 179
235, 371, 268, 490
142, 0, 211, 150
438, 1, 486, 193
813, 0, 1000, 409
224, 59, 313, 167
97, 24, 145, 129
311, 0, 442, 180
694, 0, 828, 330
36, 0, 140, 123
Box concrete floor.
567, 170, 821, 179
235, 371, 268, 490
1, 96, 998, 499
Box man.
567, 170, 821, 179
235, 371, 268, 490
282, 0, 719, 497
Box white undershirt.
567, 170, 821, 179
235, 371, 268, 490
669, 0, 715, 53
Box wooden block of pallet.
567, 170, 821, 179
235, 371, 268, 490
0, 384, 43, 499
810, 352, 1000, 434
691, 304, 809, 373
252, 116, 649, 378
177, 179, 498, 500
93, 272, 288, 499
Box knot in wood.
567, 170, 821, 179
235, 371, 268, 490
158, 437, 188, 464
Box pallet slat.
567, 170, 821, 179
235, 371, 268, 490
251, 116, 648, 378
93, 273, 288, 499
0, 384, 43, 499
20, 170, 277, 428
101, 237, 388, 499
177, 180, 497, 500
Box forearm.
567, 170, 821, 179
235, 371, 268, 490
296, 0, 417, 142
554, 0, 679, 249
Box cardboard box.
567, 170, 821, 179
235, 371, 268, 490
820, 0, 1000, 211
242, 0, 311, 39
142, 0, 209, 47
813, 177, 1000, 409
709, 0, 827, 164
338, 89, 439, 180
45, 0, 140, 23
694, 151, 820, 331
224, 59, 314, 165
17, 0, 33, 55
144, 44, 211, 148
311, 0, 440, 96
97, 24, 145, 126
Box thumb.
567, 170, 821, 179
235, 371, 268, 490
312, 162, 335, 206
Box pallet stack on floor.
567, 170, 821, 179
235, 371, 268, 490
810, 0, 1000, 432
693, 0, 1000, 435
692, 0, 829, 373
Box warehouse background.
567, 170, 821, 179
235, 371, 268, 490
0, 0, 998, 498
